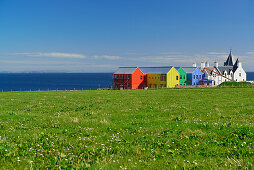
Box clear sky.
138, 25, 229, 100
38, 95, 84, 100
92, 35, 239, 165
0, 0, 254, 72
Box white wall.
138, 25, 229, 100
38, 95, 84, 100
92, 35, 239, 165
234, 67, 247, 82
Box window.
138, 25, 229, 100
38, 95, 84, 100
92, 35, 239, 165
176, 76, 179, 80
199, 75, 201, 79
196, 75, 198, 79
128, 75, 130, 78
140, 76, 143, 80
128, 84, 130, 87
161, 75, 163, 81
193, 75, 195, 79
239, 73, 241, 77
183, 76, 185, 79
180, 75, 182, 79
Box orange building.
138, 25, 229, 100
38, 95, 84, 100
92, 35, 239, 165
114, 67, 146, 89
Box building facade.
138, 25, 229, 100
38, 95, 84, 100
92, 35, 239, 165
114, 67, 145, 89
113, 50, 246, 89
139, 67, 179, 88
181, 67, 203, 85
175, 67, 187, 86
201, 50, 247, 85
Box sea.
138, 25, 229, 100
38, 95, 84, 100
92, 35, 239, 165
0, 72, 253, 92
0, 73, 113, 92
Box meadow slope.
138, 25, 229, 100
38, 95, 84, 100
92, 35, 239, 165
0, 88, 253, 169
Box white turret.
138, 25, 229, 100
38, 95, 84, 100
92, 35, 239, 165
201, 61, 205, 69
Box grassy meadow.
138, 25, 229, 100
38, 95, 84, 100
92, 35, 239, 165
0, 88, 253, 169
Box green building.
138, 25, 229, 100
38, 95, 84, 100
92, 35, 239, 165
175, 67, 187, 85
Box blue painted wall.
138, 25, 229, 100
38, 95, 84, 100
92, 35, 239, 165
192, 68, 203, 85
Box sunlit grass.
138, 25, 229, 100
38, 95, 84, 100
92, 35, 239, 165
0, 88, 253, 169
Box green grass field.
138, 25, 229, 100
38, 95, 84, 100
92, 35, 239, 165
0, 88, 253, 169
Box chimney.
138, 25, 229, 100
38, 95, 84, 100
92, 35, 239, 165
193, 62, 197, 67
201, 61, 205, 69
214, 61, 218, 67
205, 61, 209, 67
238, 60, 242, 68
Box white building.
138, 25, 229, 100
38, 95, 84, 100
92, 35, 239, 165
200, 50, 247, 85
232, 58, 247, 82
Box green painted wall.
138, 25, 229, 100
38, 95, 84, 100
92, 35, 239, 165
177, 67, 187, 86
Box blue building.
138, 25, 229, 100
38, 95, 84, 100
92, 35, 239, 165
181, 67, 204, 85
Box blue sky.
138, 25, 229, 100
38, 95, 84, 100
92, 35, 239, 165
0, 0, 254, 72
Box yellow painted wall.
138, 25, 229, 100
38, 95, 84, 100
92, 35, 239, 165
147, 74, 166, 88
166, 67, 180, 88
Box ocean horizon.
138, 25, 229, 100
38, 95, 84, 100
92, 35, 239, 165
0, 72, 253, 92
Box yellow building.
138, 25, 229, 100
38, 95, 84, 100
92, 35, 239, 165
166, 67, 180, 88
146, 74, 166, 88
140, 67, 179, 88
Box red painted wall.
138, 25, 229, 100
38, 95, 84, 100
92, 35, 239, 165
132, 68, 145, 89
114, 68, 146, 89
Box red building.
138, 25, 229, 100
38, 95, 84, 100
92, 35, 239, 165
114, 67, 146, 89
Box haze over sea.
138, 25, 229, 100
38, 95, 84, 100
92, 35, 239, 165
0, 72, 253, 92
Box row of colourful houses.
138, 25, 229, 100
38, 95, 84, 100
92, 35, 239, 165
113, 50, 247, 89
113, 66, 204, 89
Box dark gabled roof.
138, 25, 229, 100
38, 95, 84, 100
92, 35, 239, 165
181, 67, 198, 74
114, 67, 138, 74
233, 58, 239, 72
139, 66, 173, 74
214, 67, 222, 74
224, 50, 234, 66
217, 66, 234, 74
